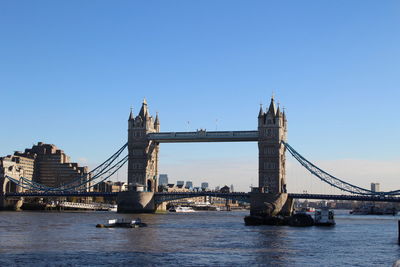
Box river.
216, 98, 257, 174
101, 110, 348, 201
0, 210, 399, 266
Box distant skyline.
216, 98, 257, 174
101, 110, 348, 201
1, 1, 399, 192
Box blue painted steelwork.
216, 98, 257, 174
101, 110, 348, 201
5, 140, 400, 199
154, 192, 251, 203
5, 191, 118, 197
5, 143, 128, 192
5, 191, 400, 203
289, 193, 400, 203
282, 141, 400, 196
147, 130, 259, 143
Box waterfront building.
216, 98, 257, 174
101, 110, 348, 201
159, 174, 168, 186
9, 154, 35, 181
94, 181, 127, 192
176, 181, 184, 188
0, 155, 33, 193
371, 183, 380, 192
14, 142, 91, 190
166, 184, 189, 192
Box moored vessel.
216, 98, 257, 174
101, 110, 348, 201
350, 205, 397, 215
314, 208, 335, 226
168, 206, 196, 213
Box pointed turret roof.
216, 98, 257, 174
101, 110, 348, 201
154, 112, 160, 125
139, 98, 148, 119
282, 107, 286, 120
276, 104, 281, 117
258, 104, 264, 118
129, 107, 134, 120
267, 97, 276, 116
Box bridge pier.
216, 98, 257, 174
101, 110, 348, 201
250, 192, 293, 217
155, 201, 167, 212
0, 194, 24, 211
117, 191, 156, 213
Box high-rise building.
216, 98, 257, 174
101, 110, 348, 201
185, 181, 193, 189
371, 183, 380, 192
201, 182, 209, 191
230, 184, 234, 192
159, 174, 168, 186
176, 180, 184, 188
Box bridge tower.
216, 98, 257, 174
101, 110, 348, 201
251, 97, 291, 217
127, 99, 160, 192
258, 97, 287, 193
118, 99, 160, 213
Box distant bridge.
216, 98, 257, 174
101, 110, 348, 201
5, 191, 400, 203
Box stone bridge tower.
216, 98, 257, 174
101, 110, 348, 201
128, 99, 160, 192
251, 97, 291, 217
258, 97, 287, 193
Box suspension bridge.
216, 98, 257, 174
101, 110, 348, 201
4, 140, 400, 203
2, 98, 400, 213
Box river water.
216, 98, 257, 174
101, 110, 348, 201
0, 210, 399, 266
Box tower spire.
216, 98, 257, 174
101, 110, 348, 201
155, 112, 160, 125
258, 103, 264, 118
267, 96, 276, 116
282, 106, 286, 121
139, 98, 149, 119
276, 102, 281, 117
129, 106, 134, 120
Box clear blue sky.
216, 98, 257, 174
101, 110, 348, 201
1, 1, 399, 191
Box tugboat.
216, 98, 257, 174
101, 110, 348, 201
96, 218, 147, 228
314, 208, 335, 226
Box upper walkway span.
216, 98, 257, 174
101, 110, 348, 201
147, 130, 259, 143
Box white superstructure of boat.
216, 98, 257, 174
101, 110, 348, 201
314, 208, 335, 226
168, 206, 196, 213
109, 205, 117, 212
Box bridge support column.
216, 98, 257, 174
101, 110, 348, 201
0, 193, 4, 210
249, 192, 293, 217
0, 195, 24, 211
117, 191, 155, 213
155, 202, 167, 212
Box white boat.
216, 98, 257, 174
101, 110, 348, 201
314, 208, 335, 226
96, 218, 147, 228
168, 206, 195, 213
108, 205, 117, 212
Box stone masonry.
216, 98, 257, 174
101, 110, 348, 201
127, 99, 160, 192
258, 97, 287, 194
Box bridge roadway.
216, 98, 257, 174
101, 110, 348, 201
147, 130, 259, 143
4, 192, 400, 203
